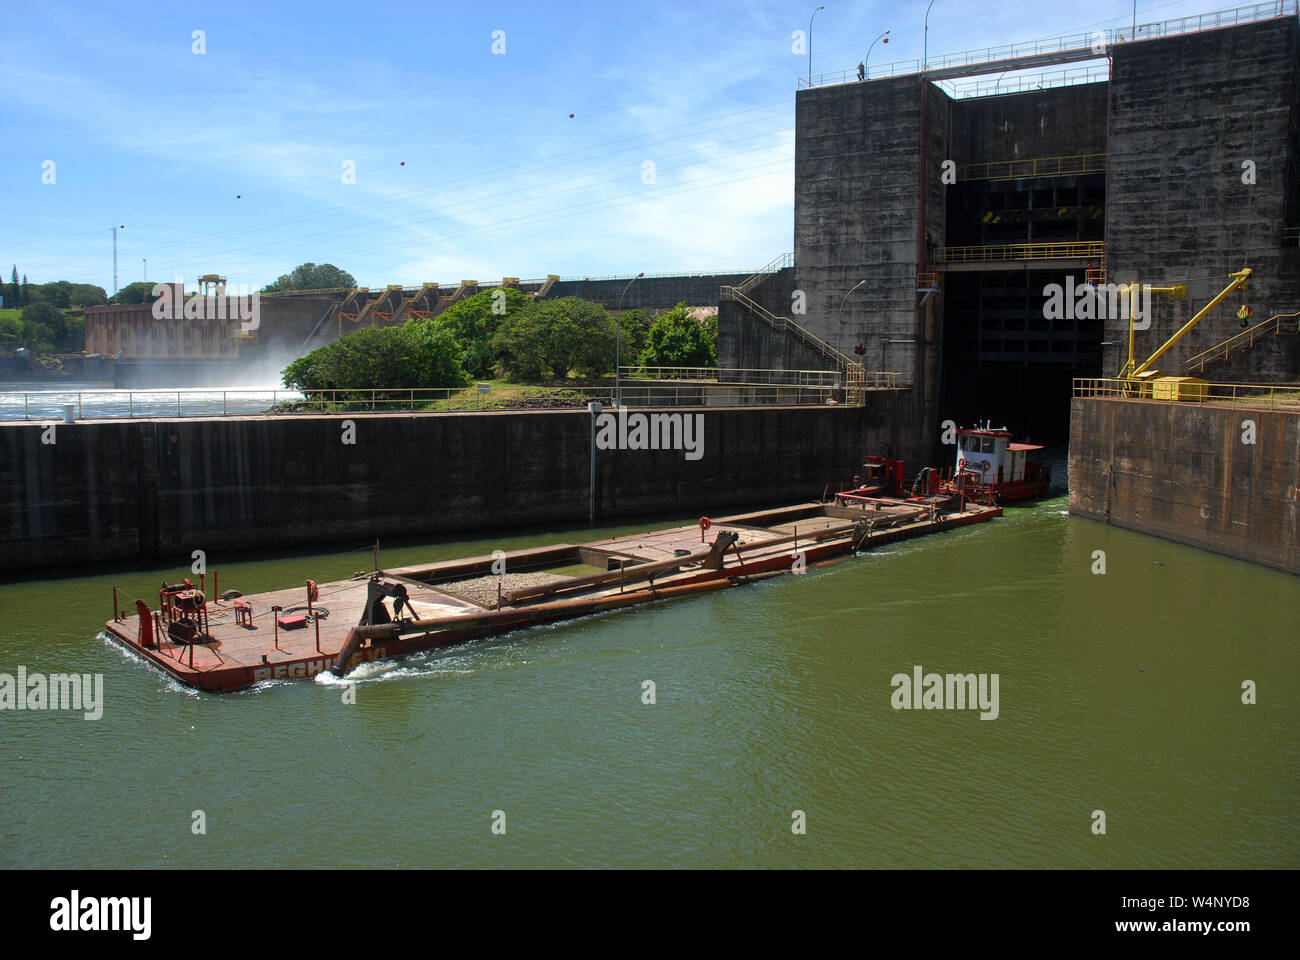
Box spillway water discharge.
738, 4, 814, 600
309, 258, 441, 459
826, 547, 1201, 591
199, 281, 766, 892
0, 381, 304, 420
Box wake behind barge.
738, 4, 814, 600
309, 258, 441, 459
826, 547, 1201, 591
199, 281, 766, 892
105, 479, 1000, 692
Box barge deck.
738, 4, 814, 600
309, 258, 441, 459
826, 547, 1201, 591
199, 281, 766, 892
104, 498, 1000, 692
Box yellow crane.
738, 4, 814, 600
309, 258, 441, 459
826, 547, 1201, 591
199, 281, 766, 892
1118, 267, 1253, 398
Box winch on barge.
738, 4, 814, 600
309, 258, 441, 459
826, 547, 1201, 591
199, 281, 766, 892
104, 480, 1000, 692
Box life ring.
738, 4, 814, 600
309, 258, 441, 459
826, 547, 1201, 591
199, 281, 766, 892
307, 580, 319, 603
699, 517, 712, 531
957, 458, 967, 471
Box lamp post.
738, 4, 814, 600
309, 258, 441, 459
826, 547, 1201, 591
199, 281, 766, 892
111, 224, 124, 295
838, 281, 868, 375
615, 272, 644, 408
923, 0, 936, 71
808, 5, 824, 82
865, 30, 889, 78
588, 400, 603, 524
837, 280, 868, 322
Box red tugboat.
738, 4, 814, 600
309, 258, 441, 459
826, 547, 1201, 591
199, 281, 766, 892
938, 422, 1052, 505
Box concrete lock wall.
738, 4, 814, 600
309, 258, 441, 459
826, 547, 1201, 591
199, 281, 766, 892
0, 404, 917, 574
1106, 17, 1300, 380
1068, 398, 1300, 574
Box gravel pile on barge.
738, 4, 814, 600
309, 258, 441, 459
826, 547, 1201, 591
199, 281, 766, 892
441, 572, 570, 608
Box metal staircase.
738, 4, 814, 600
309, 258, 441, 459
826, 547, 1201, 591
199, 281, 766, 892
1179, 311, 1300, 376
720, 285, 867, 404
735, 252, 794, 297
533, 274, 559, 300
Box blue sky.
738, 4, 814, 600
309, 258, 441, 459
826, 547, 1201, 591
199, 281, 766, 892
1, 0, 1222, 294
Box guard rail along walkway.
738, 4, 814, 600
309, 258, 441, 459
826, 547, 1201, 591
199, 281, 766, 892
1074, 377, 1300, 411
620, 366, 906, 389
2, 376, 871, 421
936, 241, 1106, 265
799, 1, 1297, 88
957, 153, 1105, 182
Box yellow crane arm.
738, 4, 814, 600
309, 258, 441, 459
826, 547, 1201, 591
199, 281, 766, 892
1130, 268, 1252, 377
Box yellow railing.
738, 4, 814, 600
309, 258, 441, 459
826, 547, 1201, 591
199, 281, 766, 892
620, 366, 840, 386
620, 366, 907, 390
936, 241, 1105, 263
735, 253, 795, 295
1074, 377, 1300, 410
1180, 312, 1300, 375
957, 153, 1106, 182
259, 286, 355, 298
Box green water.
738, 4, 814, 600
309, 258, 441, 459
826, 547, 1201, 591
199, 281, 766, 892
1, 498, 1295, 868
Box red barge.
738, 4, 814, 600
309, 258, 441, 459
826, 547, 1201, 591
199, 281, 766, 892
104, 484, 1001, 692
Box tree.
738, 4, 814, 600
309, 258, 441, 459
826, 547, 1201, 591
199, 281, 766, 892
0, 314, 21, 353
282, 321, 469, 393
21, 281, 107, 307
20, 302, 64, 352
637, 303, 717, 367
108, 281, 155, 304
262, 263, 356, 294
404, 318, 473, 387
614, 308, 655, 367
31, 279, 66, 307
493, 297, 615, 381
9, 266, 18, 308
59, 313, 85, 353
437, 287, 530, 379
68, 283, 108, 306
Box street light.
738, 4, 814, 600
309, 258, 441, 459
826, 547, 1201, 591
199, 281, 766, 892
838, 280, 869, 373
865, 30, 889, 78
837, 280, 868, 321
923, 0, 936, 71
808, 5, 824, 82
615, 272, 644, 408
588, 400, 603, 524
